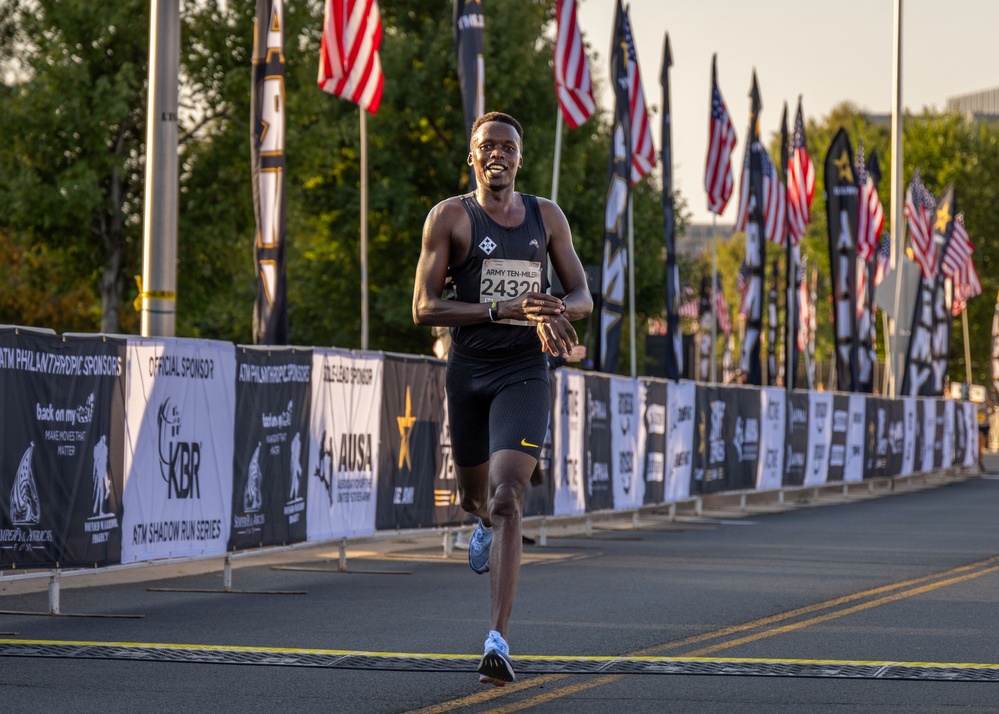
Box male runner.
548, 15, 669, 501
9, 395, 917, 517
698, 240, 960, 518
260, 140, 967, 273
413, 112, 592, 685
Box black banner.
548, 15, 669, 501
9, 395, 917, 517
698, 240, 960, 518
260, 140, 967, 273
251, 0, 288, 345
597, 0, 632, 374
454, 0, 485, 156
230, 348, 311, 550
825, 395, 849, 482
583, 374, 614, 511
824, 128, 859, 392
902, 185, 955, 397
660, 34, 681, 381
377, 356, 451, 530
740, 74, 765, 385
767, 260, 778, 385
0, 332, 125, 569
692, 385, 759, 493
862, 396, 904, 479
641, 379, 667, 504
785, 392, 809, 486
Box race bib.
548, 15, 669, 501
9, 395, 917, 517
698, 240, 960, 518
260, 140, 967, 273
480, 259, 542, 326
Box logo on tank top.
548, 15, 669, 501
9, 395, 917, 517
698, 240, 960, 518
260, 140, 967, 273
478, 236, 497, 255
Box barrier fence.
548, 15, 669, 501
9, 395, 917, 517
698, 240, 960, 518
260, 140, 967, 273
0, 329, 978, 573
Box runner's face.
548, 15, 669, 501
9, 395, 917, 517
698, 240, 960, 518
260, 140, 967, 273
469, 122, 521, 190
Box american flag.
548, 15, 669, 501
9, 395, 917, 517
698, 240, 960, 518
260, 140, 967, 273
785, 99, 814, 246
704, 56, 737, 215
942, 213, 974, 279
734, 142, 786, 245
318, 0, 384, 113
553, 0, 594, 130
952, 255, 982, 316
713, 273, 731, 334
855, 140, 884, 262
904, 170, 937, 279
873, 233, 892, 286
678, 299, 699, 318
620, 6, 655, 184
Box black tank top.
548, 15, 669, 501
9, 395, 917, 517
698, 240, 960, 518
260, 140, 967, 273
448, 193, 549, 352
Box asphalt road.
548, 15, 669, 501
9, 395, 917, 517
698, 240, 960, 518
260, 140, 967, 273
2, 472, 998, 713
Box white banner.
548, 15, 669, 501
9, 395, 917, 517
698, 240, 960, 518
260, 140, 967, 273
665, 380, 695, 502
307, 349, 382, 541
804, 391, 832, 486
843, 394, 867, 482
900, 397, 917, 476
964, 401, 978, 467
756, 387, 785, 490
553, 369, 586, 516
610, 376, 642, 510
121, 338, 235, 563
920, 398, 936, 473
941, 398, 955, 469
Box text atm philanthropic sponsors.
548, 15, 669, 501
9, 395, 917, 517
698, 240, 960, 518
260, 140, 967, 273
121, 339, 235, 564
308, 350, 382, 540
0, 332, 126, 569
230, 348, 312, 550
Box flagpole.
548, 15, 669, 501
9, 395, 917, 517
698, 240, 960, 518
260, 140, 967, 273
888, 0, 904, 396
551, 109, 563, 203
628, 195, 637, 378
360, 109, 369, 351
711, 217, 718, 383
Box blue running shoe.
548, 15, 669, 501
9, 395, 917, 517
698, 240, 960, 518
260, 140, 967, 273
468, 519, 492, 574
477, 630, 515, 686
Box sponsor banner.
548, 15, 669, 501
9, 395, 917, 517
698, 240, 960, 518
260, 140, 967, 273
692, 385, 758, 493
804, 391, 832, 486
842, 394, 867, 482
933, 399, 946, 469
639, 378, 667, 504
826, 394, 848, 482
0, 332, 125, 569
963, 401, 978, 468
952, 399, 966, 469
610, 376, 642, 510
584, 374, 614, 512
308, 350, 381, 540
376, 355, 449, 530
785, 393, 810, 486
553, 369, 586, 516
664, 380, 695, 503
886, 398, 906, 477
121, 339, 235, 564
756, 387, 785, 490
940, 398, 955, 470
230, 348, 311, 550
900, 397, 917, 476
862, 396, 894, 480
919, 398, 935, 473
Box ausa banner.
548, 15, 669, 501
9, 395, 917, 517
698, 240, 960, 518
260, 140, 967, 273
376, 355, 450, 530
0, 331, 125, 569
230, 347, 311, 550
308, 349, 382, 540
121, 339, 235, 564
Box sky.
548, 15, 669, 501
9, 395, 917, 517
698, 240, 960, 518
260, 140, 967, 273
575, 0, 999, 225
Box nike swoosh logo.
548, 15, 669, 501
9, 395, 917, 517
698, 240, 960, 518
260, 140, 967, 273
521, 438, 539, 448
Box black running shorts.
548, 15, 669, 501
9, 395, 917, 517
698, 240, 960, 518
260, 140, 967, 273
446, 343, 550, 468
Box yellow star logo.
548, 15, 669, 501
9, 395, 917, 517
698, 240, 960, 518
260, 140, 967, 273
834, 151, 853, 182
397, 386, 417, 471
934, 203, 951, 233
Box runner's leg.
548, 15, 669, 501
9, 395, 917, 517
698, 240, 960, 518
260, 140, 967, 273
486, 448, 536, 637
456, 462, 491, 525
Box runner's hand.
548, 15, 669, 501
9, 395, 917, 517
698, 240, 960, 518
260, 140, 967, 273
506, 292, 564, 323
536, 314, 578, 358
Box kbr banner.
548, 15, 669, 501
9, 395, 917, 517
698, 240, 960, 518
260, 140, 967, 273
553, 369, 586, 516
376, 355, 448, 530
230, 347, 311, 550
0, 331, 126, 569
121, 338, 235, 564
308, 349, 382, 540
